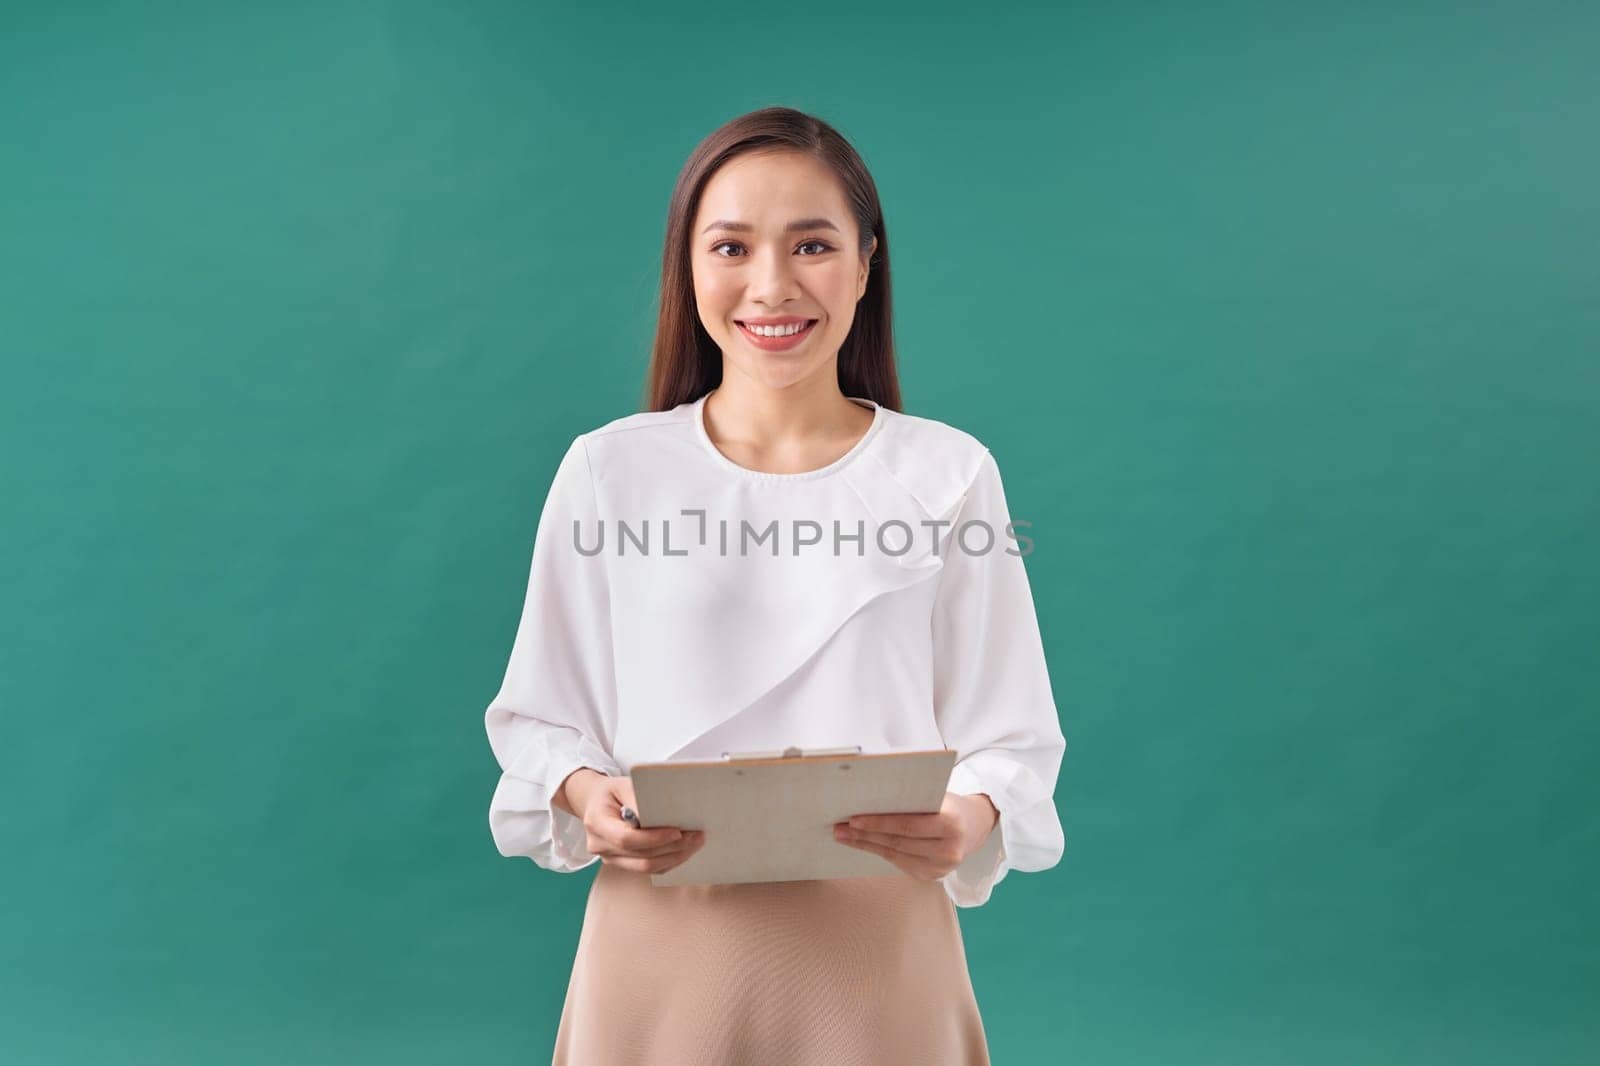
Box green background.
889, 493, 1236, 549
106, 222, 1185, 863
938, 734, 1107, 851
3, 1, 1595, 1062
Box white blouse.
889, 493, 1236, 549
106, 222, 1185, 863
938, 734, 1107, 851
484, 392, 1066, 907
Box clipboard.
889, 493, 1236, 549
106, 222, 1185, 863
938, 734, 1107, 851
628, 745, 958, 888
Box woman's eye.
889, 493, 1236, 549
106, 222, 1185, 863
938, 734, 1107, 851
710, 240, 834, 258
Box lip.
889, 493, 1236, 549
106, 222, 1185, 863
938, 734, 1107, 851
736, 315, 817, 327
736, 318, 818, 352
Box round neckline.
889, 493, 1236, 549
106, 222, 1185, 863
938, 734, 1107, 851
692, 391, 887, 482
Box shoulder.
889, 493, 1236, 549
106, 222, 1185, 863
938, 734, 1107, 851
563, 402, 700, 487
583, 404, 695, 442
567, 403, 697, 454
867, 405, 996, 518
565, 403, 692, 457
879, 405, 991, 464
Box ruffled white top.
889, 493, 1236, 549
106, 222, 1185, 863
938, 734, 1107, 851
484, 393, 1066, 907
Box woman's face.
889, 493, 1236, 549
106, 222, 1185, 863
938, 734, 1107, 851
690, 149, 877, 393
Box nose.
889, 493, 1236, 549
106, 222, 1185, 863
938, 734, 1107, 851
746, 246, 802, 307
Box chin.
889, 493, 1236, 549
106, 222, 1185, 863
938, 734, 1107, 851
728, 337, 836, 380
736, 359, 815, 390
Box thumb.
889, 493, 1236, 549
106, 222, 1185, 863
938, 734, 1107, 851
613, 776, 638, 811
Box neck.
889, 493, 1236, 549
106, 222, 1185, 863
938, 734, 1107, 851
703, 374, 866, 449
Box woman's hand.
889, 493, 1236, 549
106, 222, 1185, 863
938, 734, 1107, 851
832, 792, 999, 881
563, 769, 706, 874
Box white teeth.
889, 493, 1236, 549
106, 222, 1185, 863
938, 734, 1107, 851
742, 321, 810, 337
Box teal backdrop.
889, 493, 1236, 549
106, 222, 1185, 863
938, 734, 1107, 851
2, 1, 1595, 1063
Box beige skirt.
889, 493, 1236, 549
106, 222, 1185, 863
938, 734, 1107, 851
552, 861, 991, 1065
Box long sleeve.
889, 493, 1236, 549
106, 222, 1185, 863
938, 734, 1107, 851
932, 450, 1067, 907
484, 435, 625, 873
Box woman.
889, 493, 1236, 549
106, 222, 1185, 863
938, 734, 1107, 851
484, 106, 1066, 1065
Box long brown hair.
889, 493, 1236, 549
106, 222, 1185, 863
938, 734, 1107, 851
642, 106, 902, 413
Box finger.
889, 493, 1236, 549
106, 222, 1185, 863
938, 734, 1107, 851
838, 827, 952, 858
838, 837, 944, 880
603, 841, 698, 873
622, 834, 699, 858
593, 824, 684, 857
651, 846, 700, 874
643, 832, 707, 873
625, 824, 688, 849
651, 829, 709, 857
838, 836, 907, 868
590, 779, 637, 820
844, 814, 945, 838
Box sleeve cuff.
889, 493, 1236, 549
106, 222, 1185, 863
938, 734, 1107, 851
490, 725, 622, 873
942, 760, 1012, 907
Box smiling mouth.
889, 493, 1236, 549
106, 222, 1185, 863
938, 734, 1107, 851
736, 319, 818, 338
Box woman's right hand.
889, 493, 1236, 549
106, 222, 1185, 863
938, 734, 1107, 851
564, 769, 706, 874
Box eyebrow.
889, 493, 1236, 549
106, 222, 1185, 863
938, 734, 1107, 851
699, 217, 842, 235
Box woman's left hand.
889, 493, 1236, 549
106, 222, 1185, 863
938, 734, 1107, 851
833, 792, 999, 881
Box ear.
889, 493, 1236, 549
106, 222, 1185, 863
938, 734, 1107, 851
858, 236, 878, 300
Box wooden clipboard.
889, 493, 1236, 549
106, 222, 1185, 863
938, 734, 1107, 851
628, 746, 958, 888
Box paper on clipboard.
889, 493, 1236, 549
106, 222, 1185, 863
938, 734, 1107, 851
627, 746, 958, 888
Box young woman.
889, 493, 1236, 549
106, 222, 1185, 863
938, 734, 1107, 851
484, 106, 1066, 1065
